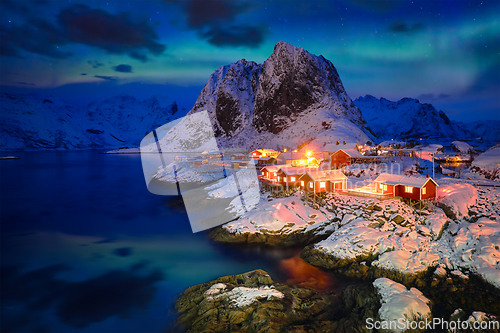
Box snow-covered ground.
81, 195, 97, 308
471, 144, 500, 178
373, 277, 431, 332
451, 141, 474, 154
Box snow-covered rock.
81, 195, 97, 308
451, 141, 475, 154
437, 183, 478, 219
471, 144, 500, 180
373, 278, 431, 332
354, 95, 473, 141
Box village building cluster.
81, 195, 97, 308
177, 141, 440, 202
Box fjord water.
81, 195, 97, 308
0, 151, 347, 332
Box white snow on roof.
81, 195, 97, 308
334, 148, 364, 158
277, 166, 308, 175
374, 277, 431, 331
300, 170, 347, 182
261, 165, 285, 173
374, 173, 437, 188
258, 156, 275, 161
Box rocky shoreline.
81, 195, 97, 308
176, 184, 500, 332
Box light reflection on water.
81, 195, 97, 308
0, 151, 353, 333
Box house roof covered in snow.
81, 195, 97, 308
277, 166, 307, 175
333, 148, 364, 158
300, 170, 347, 182
258, 156, 276, 161
261, 165, 285, 173
374, 173, 438, 188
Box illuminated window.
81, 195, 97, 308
273, 172, 277, 176
290, 176, 296, 181
379, 183, 383, 190
309, 182, 313, 189
253, 152, 257, 156
301, 181, 304, 186
320, 182, 326, 188
277, 176, 281, 181
405, 186, 412, 193
261, 171, 265, 175
422, 188, 427, 195
383, 184, 387, 191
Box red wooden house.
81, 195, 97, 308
299, 170, 347, 193
276, 166, 305, 188
374, 173, 438, 200
260, 165, 281, 180
330, 149, 384, 169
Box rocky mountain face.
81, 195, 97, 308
354, 95, 474, 141
0, 92, 179, 150
187, 41, 371, 150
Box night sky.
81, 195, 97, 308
1, 0, 499, 121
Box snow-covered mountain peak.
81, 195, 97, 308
179, 41, 371, 149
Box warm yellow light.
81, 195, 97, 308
283, 148, 287, 152
307, 151, 311, 157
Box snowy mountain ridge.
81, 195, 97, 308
183, 41, 373, 150
353, 95, 474, 141
0, 92, 180, 150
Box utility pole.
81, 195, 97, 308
432, 153, 435, 179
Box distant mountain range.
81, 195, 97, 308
354, 95, 500, 144
0, 93, 180, 150
1, 41, 498, 151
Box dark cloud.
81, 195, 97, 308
1, 4, 165, 61
58, 4, 166, 62
202, 25, 265, 48
389, 21, 424, 34
113, 247, 133, 256
0, 19, 71, 58
14, 81, 36, 85
80, 73, 87, 75
113, 64, 132, 73
94, 75, 118, 81
56, 269, 163, 328
167, 0, 266, 48
87, 60, 104, 68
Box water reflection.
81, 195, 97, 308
280, 255, 331, 290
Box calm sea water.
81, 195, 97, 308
0, 151, 351, 333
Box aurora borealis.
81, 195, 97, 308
1, 0, 498, 121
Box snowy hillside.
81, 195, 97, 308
0, 92, 179, 150
466, 120, 500, 143
354, 95, 473, 141
176, 41, 373, 150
